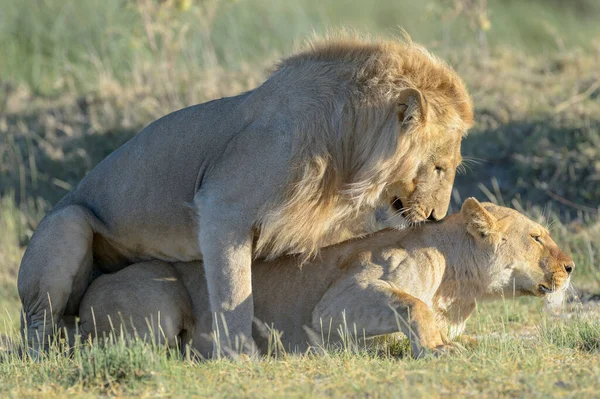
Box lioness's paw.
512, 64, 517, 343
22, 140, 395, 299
414, 343, 457, 359
432, 343, 455, 357
453, 334, 478, 349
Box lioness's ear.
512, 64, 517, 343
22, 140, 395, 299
461, 197, 497, 240
397, 88, 428, 126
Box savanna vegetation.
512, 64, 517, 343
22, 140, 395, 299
0, 0, 599, 397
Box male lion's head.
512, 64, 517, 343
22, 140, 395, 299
385, 85, 471, 224
257, 36, 475, 258
461, 198, 574, 297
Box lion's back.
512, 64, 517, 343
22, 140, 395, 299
67, 93, 250, 215
52, 93, 252, 262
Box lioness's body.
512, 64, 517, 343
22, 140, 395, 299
80, 199, 574, 357
18, 36, 474, 355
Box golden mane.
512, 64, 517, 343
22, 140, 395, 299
255, 33, 474, 260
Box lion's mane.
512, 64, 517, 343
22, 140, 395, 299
255, 33, 474, 259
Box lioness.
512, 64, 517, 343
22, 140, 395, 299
18, 35, 474, 355
78, 198, 574, 358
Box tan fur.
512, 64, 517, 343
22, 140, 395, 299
18, 33, 473, 355
256, 34, 474, 258
78, 199, 573, 358
78, 262, 195, 347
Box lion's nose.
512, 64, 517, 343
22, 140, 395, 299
564, 261, 575, 275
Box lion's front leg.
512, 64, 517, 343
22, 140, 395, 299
312, 278, 448, 358
197, 207, 256, 358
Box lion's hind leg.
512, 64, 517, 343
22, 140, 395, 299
311, 278, 448, 358
17, 205, 100, 354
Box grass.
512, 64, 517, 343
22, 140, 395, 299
2, 0, 600, 95
0, 196, 27, 328
1, 302, 600, 397
1, 0, 600, 397
540, 316, 600, 352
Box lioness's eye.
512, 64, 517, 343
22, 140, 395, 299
530, 234, 542, 244
435, 166, 444, 173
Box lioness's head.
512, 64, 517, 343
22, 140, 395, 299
461, 198, 574, 297
387, 86, 472, 224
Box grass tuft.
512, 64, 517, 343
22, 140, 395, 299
540, 316, 600, 352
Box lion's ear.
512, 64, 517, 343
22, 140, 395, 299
461, 197, 498, 240
397, 88, 428, 126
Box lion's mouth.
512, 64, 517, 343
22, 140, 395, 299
391, 197, 404, 213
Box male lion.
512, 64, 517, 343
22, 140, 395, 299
18, 35, 474, 355
78, 198, 574, 358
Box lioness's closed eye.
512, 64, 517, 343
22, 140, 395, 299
78, 198, 573, 359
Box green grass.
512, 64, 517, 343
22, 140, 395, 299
1, 0, 600, 94
1, 0, 600, 396
540, 316, 600, 352
1, 301, 600, 397
0, 196, 27, 329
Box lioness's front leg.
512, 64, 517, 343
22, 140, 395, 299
312, 278, 447, 358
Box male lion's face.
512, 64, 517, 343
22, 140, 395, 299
461, 199, 574, 297
389, 134, 462, 224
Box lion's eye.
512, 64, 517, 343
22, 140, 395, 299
435, 166, 444, 173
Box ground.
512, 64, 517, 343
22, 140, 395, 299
0, 0, 599, 397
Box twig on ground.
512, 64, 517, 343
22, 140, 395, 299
554, 78, 600, 113
545, 190, 599, 214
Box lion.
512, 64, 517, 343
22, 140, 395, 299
17, 34, 474, 356
77, 198, 574, 358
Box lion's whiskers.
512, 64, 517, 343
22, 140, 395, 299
458, 156, 485, 175
385, 206, 412, 228
456, 157, 487, 175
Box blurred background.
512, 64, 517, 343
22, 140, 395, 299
0, 0, 599, 313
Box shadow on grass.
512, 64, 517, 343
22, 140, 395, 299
2, 107, 599, 220
0, 110, 137, 207
454, 117, 600, 217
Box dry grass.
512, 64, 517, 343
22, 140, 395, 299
1, 301, 600, 398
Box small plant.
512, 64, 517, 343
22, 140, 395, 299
72, 337, 162, 388
539, 316, 600, 352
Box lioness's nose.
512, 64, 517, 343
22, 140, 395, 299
427, 210, 442, 222
564, 261, 575, 275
